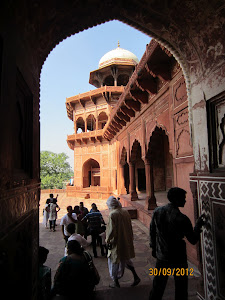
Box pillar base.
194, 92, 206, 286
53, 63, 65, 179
145, 196, 157, 210
120, 187, 127, 195
130, 191, 138, 201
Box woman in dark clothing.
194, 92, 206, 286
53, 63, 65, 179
52, 240, 97, 299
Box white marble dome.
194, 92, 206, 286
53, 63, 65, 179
99, 46, 139, 68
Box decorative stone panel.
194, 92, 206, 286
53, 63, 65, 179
190, 175, 225, 300
173, 76, 187, 108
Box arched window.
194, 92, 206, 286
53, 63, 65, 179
76, 117, 85, 133
103, 75, 114, 86
117, 74, 130, 86
98, 111, 108, 129
86, 114, 96, 132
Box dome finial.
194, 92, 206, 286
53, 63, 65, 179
118, 41, 120, 48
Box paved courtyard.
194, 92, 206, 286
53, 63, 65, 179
39, 192, 200, 299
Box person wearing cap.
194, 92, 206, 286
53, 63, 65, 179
149, 187, 205, 300
106, 196, 140, 288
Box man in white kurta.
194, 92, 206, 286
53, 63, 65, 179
106, 196, 140, 288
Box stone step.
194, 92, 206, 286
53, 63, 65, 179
123, 206, 137, 219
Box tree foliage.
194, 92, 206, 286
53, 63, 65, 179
40, 151, 73, 189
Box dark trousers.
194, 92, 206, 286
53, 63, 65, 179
149, 259, 188, 300
90, 230, 104, 257
49, 220, 56, 230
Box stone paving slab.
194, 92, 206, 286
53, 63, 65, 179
39, 192, 200, 299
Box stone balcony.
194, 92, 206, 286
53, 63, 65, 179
67, 129, 105, 148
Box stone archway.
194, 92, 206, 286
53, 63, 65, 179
130, 139, 145, 200
147, 126, 173, 192
82, 158, 100, 188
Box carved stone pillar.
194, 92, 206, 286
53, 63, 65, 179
119, 164, 127, 194
111, 66, 118, 86
74, 120, 77, 133
129, 162, 138, 200
145, 159, 157, 210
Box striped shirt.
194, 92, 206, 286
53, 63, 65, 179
83, 211, 104, 230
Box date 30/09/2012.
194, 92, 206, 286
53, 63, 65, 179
149, 268, 194, 276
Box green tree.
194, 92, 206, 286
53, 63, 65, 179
40, 151, 73, 189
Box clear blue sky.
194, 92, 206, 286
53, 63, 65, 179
40, 20, 151, 169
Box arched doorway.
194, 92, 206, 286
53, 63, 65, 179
83, 158, 100, 188
147, 126, 173, 192
130, 140, 146, 200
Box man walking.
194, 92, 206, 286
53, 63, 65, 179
82, 205, 105, 257
60, 206, 77, 244
79, 202, 89, 239
149, 187, 205, 300
106, 196, 140, 288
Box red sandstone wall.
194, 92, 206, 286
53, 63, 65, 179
116, 71, 197, 265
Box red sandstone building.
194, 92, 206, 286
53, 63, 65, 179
66, 40, 198, 265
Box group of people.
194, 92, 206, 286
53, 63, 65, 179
59, 202, 107, 258
39, 187, 205, 300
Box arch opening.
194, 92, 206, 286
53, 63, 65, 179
98, 112, 108, 129
76, 117, 85, 133
82, 158, 100, 188
103, 75, 114, 86
86, 114, 96, 132
147, 127, 173, 192
117, 74, 130, 86
131, 140, 146, 195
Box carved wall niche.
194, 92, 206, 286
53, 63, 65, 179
174, 108, 193, 157
207, 91, 225, 171
173, 76, 187, 109
176, 128, 192, 157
